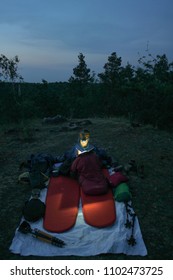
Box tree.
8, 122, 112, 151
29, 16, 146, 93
69, 53, 94, 84
120, 62, 135, 84
137, 52, 172, 83
0, 54, 24, 123
68, 53, 95, 116
153, 54, 169, 82
0, 54, 23, 82
98, 52, 122, 88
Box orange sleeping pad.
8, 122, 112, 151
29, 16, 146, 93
81, 187, 116, 228
43, 176, 80, 233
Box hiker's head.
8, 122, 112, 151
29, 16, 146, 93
79, 129, 90, 148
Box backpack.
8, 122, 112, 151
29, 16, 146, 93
28, 153, 54, 173
20, 153, 55, 189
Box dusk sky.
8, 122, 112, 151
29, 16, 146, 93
1, 0, 173, 83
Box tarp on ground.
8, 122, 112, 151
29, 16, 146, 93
9, 188, 147, 257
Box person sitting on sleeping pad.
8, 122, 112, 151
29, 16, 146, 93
62, 129, 112, 164
70, 135, 109, 195
55, 129, 114, 177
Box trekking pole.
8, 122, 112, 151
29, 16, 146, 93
18, 221, 65, 247
127, 213, 136, 246
124, 203, 137, 246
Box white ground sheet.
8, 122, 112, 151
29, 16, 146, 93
9, 188, 147, 257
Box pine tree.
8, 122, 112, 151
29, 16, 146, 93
69, 53, 94, 84
98, 52, 122, 88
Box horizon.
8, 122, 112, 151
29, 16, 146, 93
1, 0, 173, 83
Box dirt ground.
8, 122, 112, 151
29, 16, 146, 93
0, 117, 173, 260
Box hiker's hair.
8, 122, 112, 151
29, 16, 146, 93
79, 129, 90, 134
79, 129, 90, 140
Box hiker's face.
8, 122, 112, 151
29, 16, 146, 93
80, 138, 89, 148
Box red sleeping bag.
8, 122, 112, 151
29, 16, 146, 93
70, 152, 116, 227
70, 151, 109, 195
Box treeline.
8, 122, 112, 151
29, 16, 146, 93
0, 52, 173, 130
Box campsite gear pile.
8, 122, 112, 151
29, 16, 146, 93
10, 197, 147, 257
18, 137, 141, 248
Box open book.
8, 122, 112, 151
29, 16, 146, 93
75, 144, 94, 155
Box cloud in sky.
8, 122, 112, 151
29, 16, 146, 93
1, 0, 173, 82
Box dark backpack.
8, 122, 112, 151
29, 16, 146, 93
28, 153, 54, 173
25, 153, 55, 189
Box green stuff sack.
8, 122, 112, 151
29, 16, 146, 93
113, 182, 132, 202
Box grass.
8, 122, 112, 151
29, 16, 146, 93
0, 117, 173, 260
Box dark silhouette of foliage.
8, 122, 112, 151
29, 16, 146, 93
0, 51, 173, 130
0, 54, 23, 82
69, 53, 94, 85
98, 52, 122, 89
